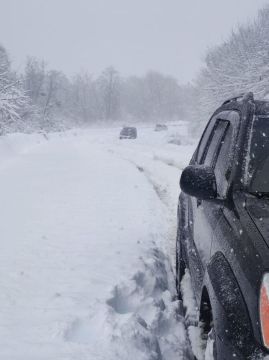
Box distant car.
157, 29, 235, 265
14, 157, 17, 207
119, 127, 137, 139
154, 124, 168, 131
177, 92, 269, 359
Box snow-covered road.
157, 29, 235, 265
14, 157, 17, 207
0, 126, 196, 360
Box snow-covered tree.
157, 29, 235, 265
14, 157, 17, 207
24, 57, 73, 131
0, 45, 29, 132
194, 4, 269, 132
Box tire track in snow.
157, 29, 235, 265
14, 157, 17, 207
116, 154, 180, 268
136, 165, 170, 206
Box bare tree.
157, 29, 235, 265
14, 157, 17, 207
98, 67, 121, 121
70, 72, 101, 123
24, 57, 46, 104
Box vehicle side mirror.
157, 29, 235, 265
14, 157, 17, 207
180, 165, 217, 200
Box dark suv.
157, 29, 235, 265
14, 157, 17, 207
177, 93, 269, 359
119, 127, 137, 139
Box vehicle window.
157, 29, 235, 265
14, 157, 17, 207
196, 111, 231, 164
214, 112, 240, 196
196, 111, 240, 197
248, 117, 269, 193
214, 124, 233, 196
251, 157, 269, 193
196, 116, 216, 164
202, 119, 229, 167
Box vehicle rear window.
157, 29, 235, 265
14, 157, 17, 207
248, 117, 269, 193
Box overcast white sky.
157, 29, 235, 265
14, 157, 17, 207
0, 0, 268, 83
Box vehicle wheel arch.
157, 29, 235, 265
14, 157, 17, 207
204, 252, 256, 357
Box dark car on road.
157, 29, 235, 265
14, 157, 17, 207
119, 127, 137, 139
177, 92, 269, 359
154, 124, 168, 131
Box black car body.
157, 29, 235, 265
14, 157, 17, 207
177, 93, 269, 359
119, 127, 137, 139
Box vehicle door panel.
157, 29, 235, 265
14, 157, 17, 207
188, 112, 233, 295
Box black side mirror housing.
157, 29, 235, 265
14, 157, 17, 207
180, 165, 217, 200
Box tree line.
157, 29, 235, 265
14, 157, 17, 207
0, 47, 191, 134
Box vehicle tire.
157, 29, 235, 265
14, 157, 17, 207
199, 300, 217, 360
176, 228, 186, 300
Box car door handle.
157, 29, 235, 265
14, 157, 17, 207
197, 198, 202, 207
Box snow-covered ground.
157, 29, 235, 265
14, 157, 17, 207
0, 124, 197, 360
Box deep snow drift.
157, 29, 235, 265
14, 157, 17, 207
0, 125, 197, 359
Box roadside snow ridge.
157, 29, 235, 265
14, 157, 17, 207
65, 247, 193, 360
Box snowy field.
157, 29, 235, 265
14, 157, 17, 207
0, 124, 197, 360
